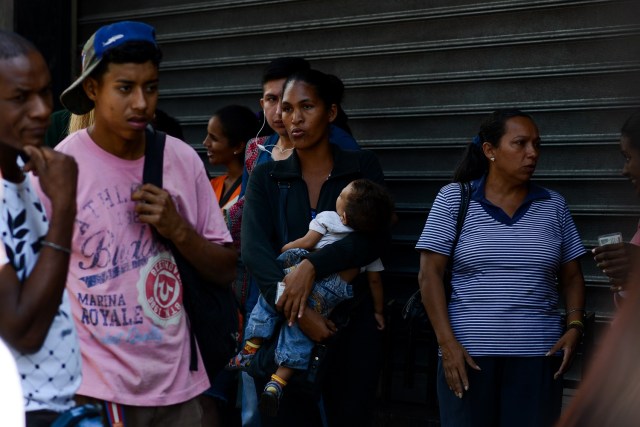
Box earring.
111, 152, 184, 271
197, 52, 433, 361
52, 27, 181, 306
490, 157, 495, 162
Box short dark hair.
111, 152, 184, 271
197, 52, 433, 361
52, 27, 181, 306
621, 110, 640, 151
214, 105, 259, 149
89, 41, 162, 81
261, 57, 310, 85
0, 30, 37, 60
344, 179, 394, 233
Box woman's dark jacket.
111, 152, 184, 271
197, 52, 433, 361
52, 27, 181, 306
241, 145, 387, 307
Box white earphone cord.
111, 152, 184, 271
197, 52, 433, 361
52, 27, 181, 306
255, 110, 279, 155
254, 110, 294, 155
254, 110, 267, 146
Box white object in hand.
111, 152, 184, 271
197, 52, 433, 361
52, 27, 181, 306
598, 232, 623, 246
276, 281, 286, 304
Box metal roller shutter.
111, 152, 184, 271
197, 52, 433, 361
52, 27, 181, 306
76, 0, 640, 343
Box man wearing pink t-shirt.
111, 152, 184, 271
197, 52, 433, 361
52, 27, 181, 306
50, 21, 236, 426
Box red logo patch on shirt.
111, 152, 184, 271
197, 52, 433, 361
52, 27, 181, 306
137, 253, 183, 327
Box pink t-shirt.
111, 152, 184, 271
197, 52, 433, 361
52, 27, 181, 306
49, 129, 232, 406
631, 220, 640, 246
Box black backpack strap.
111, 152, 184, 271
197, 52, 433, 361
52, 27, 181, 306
141, 127, 199, 371
277, 181, 290, 245
143, 127, 166, 188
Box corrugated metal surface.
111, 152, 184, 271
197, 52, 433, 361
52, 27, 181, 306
77, 0, 640, 326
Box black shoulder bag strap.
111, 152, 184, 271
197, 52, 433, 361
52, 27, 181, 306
444, 182, 471, 296
277, 181, 290, 244
442, 181, 471, 300
450, 181, 471, 259
401, 181, 471, 321
219, 176, 243, 207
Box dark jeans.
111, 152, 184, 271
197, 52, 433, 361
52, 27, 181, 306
26, 410, 59, 427
437, 355, 564, 427
322, 294, 382, 427
255, 293, 382, 427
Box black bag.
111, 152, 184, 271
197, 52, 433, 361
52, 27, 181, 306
402, 182, 471, 325
143, 128, 239, 381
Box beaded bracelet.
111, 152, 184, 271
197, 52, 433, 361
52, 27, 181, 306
41, 240, 71, 255
566, 320, 585, 336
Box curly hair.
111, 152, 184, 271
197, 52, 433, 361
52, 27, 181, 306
343, 179, 394, 233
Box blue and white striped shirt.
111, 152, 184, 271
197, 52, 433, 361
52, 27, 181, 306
415, 176, 585, 356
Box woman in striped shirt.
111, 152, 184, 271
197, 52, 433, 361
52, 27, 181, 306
416, 109, 586, 427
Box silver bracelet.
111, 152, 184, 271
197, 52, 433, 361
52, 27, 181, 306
41, 240, 71, 255
565, 308, 585, 316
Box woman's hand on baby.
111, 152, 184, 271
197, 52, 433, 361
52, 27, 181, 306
277, 259, 315, 326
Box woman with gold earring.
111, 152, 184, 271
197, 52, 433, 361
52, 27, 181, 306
417, 109, 586, 426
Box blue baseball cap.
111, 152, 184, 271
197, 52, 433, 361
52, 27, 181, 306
60, 21, 157, 115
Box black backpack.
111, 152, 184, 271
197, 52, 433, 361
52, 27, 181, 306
142, 128, 238, 380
